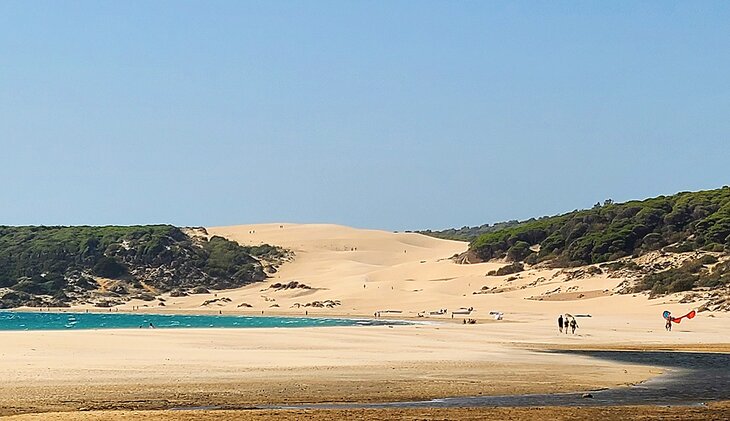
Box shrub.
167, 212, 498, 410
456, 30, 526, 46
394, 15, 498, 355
92, 256, 128, 278
698, 255, 719, 265
487, 262, 525, 276
506, 241, 531, 262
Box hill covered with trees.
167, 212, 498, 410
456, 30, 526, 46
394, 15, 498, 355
0, 225, 288, 308
423, 187, 730, 295
416, 220, 521, 242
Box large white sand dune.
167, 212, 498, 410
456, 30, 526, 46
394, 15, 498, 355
119, 223, 730, 347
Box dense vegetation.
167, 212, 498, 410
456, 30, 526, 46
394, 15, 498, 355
0, 225, 283, 308
421, 187, 730, 295
463, 187, 730, 266
416, 220, 521, 242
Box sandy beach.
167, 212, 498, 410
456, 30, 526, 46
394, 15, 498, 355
3, 224, 729, 418
7, 0, 730, 417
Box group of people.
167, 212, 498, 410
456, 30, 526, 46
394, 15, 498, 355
557, 314, 579, 334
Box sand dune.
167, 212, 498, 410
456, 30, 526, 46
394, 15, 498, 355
124, 223, 728, 344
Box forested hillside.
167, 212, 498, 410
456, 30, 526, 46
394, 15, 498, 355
416, 220, 521, 242
0, 225, 287, 308
423, 187, 730, 294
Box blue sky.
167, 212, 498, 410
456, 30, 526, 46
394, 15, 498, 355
1, 1, 728, 230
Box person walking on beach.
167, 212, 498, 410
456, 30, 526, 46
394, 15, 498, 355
558, 315, 564, 333
665, 317, 672, 331
570, 318, 578, 334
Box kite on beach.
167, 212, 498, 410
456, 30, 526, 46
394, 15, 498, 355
663, 310, 696, 323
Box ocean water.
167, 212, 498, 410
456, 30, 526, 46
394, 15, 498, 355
0, 311, 412, 331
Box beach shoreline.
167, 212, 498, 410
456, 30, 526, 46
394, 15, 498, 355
3, 224, 729, 419
0, 324, 663, 416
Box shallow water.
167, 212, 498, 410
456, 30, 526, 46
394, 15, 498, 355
0, 311, 412, 330
269, 351, 730, 408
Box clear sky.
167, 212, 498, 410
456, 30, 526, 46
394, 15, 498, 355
1, 1, 728, 230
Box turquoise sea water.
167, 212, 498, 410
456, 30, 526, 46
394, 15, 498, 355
0, 311, 412, 331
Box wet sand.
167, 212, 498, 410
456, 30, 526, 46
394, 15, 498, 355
0, 325, 662, 417
543, 343, 730, 353
268, 351, 730, 409
4, 403, 730, 421
0, 358, 653, 416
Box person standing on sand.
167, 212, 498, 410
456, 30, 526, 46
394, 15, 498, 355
570, 318, 578, 334
558, 315, 564, 333
665, 317, 672, 331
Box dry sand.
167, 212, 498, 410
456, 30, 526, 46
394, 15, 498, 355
3, 224, 730, 419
